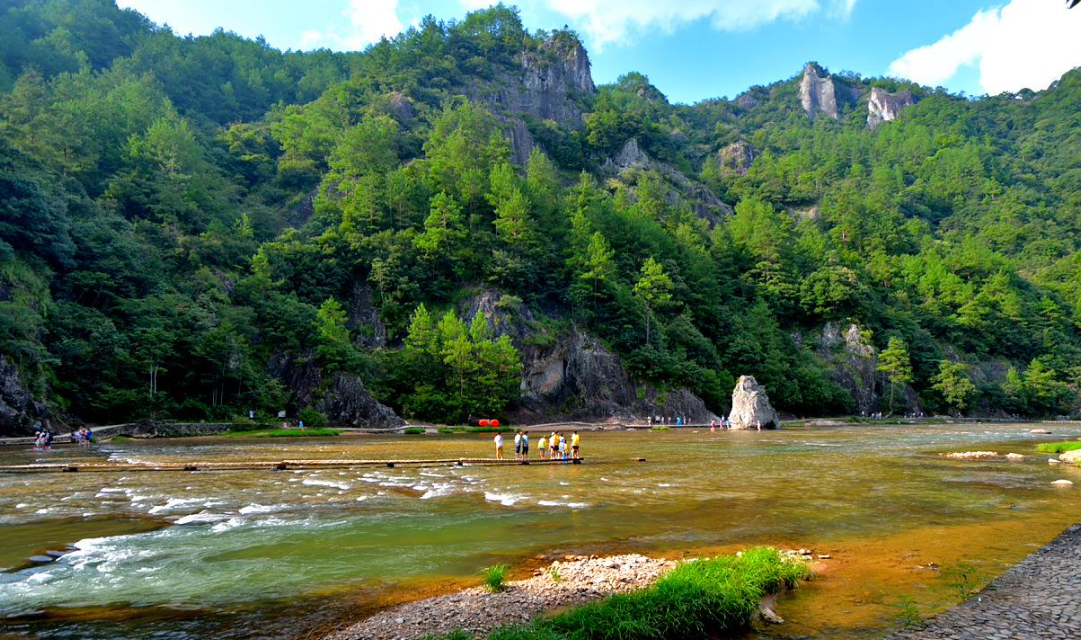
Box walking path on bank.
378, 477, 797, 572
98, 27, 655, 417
888, 523, 1081, 640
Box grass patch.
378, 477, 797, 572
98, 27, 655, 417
481, 564, 509, 592
651, 425, 670, 431
441, 548, 809, 640
1036, 441, 1081, 454
109, 435, 132, 442
404, 427, 425, 435
222, 428, 341, 438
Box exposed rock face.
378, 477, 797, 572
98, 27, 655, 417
473, 35, 595, 165
867, 88, 915, 128
603, 138, 733, 225
287, 187, 318, 227
818, 322, 879, 415
717, 140, 756, 176
728, 375, 779, 429
385, 91, 415, 124
347, 281, 387, 349
458, 289, 718, 424
266, 353, 403, 427
799, 63, 838, 120
317, 373, 404, 428
0, 356, 49, 436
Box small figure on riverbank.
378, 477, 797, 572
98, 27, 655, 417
710, 419, 716, 432
571, 430, 580, 459
494, 433, 504, 460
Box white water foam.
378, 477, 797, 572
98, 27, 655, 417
238, 503, 287, 515
175, 511, 230, 525
484, 492, 526, 506
538, 500, 590, 509
301, 478, 351, 490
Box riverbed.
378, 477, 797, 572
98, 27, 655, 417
1, 423, 1080, 640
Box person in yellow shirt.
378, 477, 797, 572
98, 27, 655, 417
571, 430, 581, 459
538, 435, 548, 459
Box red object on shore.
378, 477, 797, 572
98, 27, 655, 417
478, 419, 490, 427
490, 419, 500, 427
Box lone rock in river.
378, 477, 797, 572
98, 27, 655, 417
728, 375, 779, 430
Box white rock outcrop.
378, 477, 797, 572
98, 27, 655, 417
728, 375, 779, 430
799, 63, 838, 120
867, 87, 915, 128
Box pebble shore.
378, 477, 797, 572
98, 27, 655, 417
889, 523, 1081, 640
325, 554, 676, 640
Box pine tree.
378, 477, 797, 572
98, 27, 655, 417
876, 336, 913, 414
633, 256, 674, 347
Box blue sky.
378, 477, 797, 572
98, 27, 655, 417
117, 0, 1081, 104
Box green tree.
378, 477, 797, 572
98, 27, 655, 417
633, 256, 674, 347
877, 336, 913, 414
932, 361, 977, 414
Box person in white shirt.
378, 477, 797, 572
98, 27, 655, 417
494, 433, 504, 459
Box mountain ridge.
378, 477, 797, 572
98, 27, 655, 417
2, 1, 1081, 434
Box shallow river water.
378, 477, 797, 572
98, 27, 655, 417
2, 423, 1081, 639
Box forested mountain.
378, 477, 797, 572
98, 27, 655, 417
3, 0, 1081, 434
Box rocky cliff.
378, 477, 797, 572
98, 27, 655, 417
0, 356, 50, 436
459, 289, 718, 424
603, 138, 733, 225
472, 35, 595, 165
799, 63, 839, 120
867, 88, 915, 128
265, 352, 402, 428
717, 140, 756, 176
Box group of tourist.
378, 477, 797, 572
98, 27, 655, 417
709, 417, 733, 430
31, 423, 93, 452
33, 425, 53, 452
71, 426, 94, 447
649, 416, 692, 426
493, 430, 581, 461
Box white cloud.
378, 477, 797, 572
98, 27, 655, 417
344, 0, 405, 48
888, 0, 1081, 95
299, 0, 405, 50
463, 0, 858, 50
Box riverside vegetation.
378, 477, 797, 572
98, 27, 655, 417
365, 548, 810, 640
4, 2, 1081, 434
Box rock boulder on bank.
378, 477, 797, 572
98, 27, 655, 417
728, 375, 779, 430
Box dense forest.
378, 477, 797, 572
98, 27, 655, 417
2, 0, 1081, 433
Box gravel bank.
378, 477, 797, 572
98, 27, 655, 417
324, 554, 676, 640
888, 523, 1081, 640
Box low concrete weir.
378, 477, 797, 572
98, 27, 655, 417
0, 457, 596, 474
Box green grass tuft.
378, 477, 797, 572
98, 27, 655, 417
404, 427, 426, 435
481, 563, 510, 592
651, 425, 670, 431
1036, 441, 1081, 454
438, 548, 809, 640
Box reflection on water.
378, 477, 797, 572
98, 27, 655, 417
2, 424, 1081, 639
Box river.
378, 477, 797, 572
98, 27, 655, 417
2, 423, 1080, 639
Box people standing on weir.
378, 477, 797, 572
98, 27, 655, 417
571, 430, 580, 459
494, 432, 504, 460
520, 431, 529, 460
514, 430, 522, 461
538, 434, 548, 459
